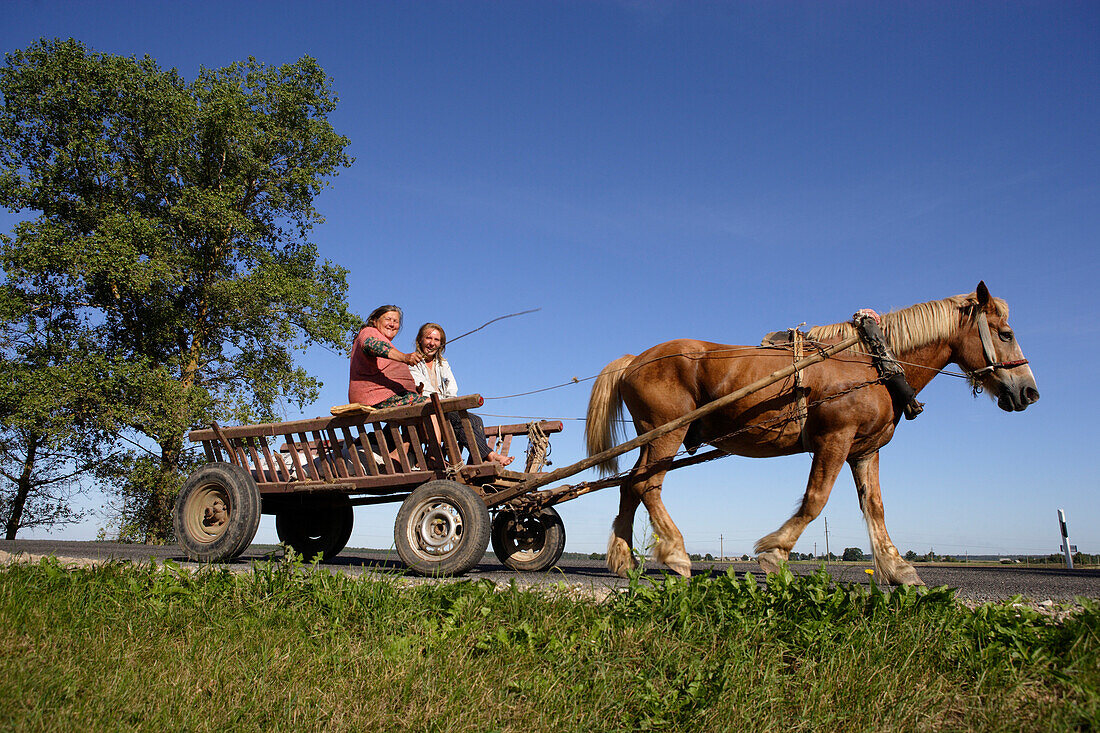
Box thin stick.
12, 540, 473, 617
448, 308, 541, 344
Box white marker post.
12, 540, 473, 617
1058, 509, 1074, 570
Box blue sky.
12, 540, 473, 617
3, 1, 1097, 559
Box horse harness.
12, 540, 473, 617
852, 310, 924, 421
971, 311, 1029, 376
761, 310, 925, 452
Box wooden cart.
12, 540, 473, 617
174, 335, 860, 575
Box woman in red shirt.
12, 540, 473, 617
349, 305, 426, 408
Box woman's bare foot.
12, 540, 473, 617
488, 451, 514, 467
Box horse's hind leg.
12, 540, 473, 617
755, 436, 850, 573
607, 483, 642, 577
850, 452, 924, 586
607, 431, 692, 578
636, 432, 693, 577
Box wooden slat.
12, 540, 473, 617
371, 428, 396, 474
355, 427, 381, 477
231, 438, 250, 468
311, 430, 336, 481
296, 432, 320, 480
387, 424, 411, 473
501, 434, 514, 458
422, 419, 448, 472
211, 422, 240, 467
259, 438, 287, 483
202, 441, 216, 462
325, 428, 349, 479
340, 426, 366, 477
404, 423, 428, 471
431, 394, 464, 467
283, 435, 307, 481
245, 438, 264, 479
459, 413, 483, 464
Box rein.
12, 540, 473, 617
972, 312, 1030, 376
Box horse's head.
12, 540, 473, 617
954, 281, 1040, 412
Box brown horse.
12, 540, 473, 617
585, 282, 1039, 585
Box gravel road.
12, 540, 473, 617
3, 539, 1098, 604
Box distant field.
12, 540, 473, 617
1, 556, 1097, 731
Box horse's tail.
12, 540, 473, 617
585, 354, 636, 476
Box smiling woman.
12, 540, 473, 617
349, 305, 428, 409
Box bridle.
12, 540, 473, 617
971, 311, 1030, 376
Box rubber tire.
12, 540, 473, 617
174, 462, 261, 562
394, 480, 490, 576
491, 506, 567, 572
275, 500, 354, 563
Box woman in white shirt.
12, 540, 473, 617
410, 323, 514, 467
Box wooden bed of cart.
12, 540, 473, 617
173, 335, 860, 575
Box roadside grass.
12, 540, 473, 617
0, 557, 1096, 732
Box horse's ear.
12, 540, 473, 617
976, 281, 991, 309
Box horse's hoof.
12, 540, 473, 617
888, 564, 926, 587
756, 549, 786, 574
665, 555, 692, 578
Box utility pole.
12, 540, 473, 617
719, 534, 724, 561
824, 517, 830, 559
814, 542, 817, 558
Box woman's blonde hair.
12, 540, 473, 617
415, 322, 447, 359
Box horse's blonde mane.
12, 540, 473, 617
806, 291, 1009, 355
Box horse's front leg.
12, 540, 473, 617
850, 452, 924, 586
755, 435, 851, 573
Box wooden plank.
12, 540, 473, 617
459, 413, 483, 464
325, 428, 349, 479
371, 428, 396, 474
202, 441, 216, 462
245, 438, 264, 480
483, 420, 564, 436
431, 394, 464, 467
259, 438, 287, 483
404, 423, 429, 472
211, 422, 240, 467
387, 424, 411, 473
355, 427, 381, 477
422, 417, 448, 472
296, 432, 320, 480
501, 434, 513, 458
256, 471, 436, 494
188, 395, 484, 442
340, 426, 366, 477
311, 430, 337, 481
232, 438, 250, 468
283, 435, 307, 481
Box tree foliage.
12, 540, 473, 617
841, 547, 866, 562
0, 39, 359, 541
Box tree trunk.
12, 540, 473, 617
4, 437, 38, 540
145, 439, 182, 544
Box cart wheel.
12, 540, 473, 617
491, 506, 566, 572
275, 499, 354, 563
174, 463, 261, 562
395, 480, 490, 576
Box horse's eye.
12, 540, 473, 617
999, 330, 1014, 342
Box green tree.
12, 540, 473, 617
841, 547, 865, 562
0, 39, 358, 542
0, 279, 123, 539
904, 549, 918, 562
